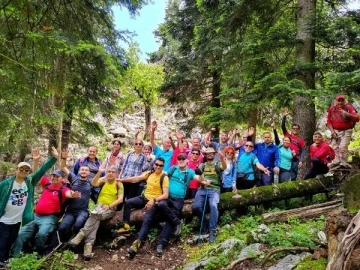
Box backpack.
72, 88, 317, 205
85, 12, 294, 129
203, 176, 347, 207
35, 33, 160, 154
43, 182, 66, 216
142, 170, 169, 195
199, 162, 222, 187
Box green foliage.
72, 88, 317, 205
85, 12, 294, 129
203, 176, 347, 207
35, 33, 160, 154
8, 250, 82, 270
294, 256, 327, 270
263, 217, 324, 247
219, 210, 237, 226
147, 228, 160, 243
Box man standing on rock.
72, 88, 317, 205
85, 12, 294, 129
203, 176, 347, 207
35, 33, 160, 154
0, 148, 58, 267
150, 121, 174, 171
327, 94, 359, 169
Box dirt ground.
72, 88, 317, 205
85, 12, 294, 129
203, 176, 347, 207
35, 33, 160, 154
84, 238, 188, 270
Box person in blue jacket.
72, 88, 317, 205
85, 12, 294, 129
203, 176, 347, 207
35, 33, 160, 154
248, 127, 280, 186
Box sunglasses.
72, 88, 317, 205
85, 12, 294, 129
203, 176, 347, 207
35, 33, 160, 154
177, 158, 186, 161
244, 145, 253, 148
154, 163, 164, 167
191, 152, 200, 155
292, 127, 300, 130
134, 143, 143, 146
337, 99, 345, 102
18, 167, 30, 172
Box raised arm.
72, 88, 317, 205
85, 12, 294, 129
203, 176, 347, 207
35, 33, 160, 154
92, 164, 106, 187
60, 148, 70, 176
65, 190, 81, 199
176, 130, 184, 152
150, 121, 157, 149
117, 174, 146, 183
218, 151, 227, 170
31, 146, 58, 185
281, 107, 289, 135
271, 122, 280, 146
32, 149, 41, 172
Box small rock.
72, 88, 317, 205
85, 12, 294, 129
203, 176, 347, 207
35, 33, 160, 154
121, 256, 125, 260
268, 252, 311, 270
317, 231, 327, 244
111, 254, 118, 262
73, 254, 79, 260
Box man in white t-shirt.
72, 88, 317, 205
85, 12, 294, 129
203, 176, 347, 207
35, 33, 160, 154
0, 147, 59, 267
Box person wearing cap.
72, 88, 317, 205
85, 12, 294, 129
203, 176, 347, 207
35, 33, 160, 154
192, 147, 226, 243
155, 153, 203, 257
11, 167, 81, 257
112, 157, 169, 259
47, 148, 93, 252
68, 164, 124, 260
304, 131, 334, 180
327, 94, 359, 169
0, 149, 54, 266
150, 120, 174, 171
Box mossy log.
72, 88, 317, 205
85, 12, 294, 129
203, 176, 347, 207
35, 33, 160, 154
103, 176, 339, 229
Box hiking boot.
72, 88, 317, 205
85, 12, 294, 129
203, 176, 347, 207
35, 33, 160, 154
209, 232, 216, 243
173, 222, 182, 237
128, 239, 141, 259
112, 223, 130, 237
83, 243, 93, 261
68, 231, 85, 247
156, 244, 163, 257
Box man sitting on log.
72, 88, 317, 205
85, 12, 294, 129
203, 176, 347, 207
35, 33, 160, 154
113, 157, 169, 259
68, 165, 123, 260
192, 147, 226, 243
11, 169, 81, 258
155, 153, 203, 256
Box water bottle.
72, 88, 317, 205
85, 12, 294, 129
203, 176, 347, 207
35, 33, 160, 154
274, 174, 279, 184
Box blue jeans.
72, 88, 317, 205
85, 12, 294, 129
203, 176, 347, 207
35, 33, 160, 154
48, 210, 89, 250
0, 222, 21, 263
123, 195, 148, 223
291, 160, 299, 180
157, 198, 184, 226
11, 214, 58, 256
123, 195, 158, 242
192, 189, 220, 233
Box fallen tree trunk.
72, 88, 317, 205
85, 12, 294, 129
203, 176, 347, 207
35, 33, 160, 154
262, 199, 343, 223
104, 176, 340, 228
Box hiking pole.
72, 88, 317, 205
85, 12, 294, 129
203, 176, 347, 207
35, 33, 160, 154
197, 188, 209, 245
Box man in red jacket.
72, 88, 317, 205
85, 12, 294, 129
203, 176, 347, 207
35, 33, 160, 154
327, 94, 359, 169
304, 131, 333, 179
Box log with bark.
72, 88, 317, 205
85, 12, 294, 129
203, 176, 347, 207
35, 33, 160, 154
262, 199, 343, 223
103, 176, 340, 228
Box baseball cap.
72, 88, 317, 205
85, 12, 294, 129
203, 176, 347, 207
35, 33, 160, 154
313, 131, 323, 136
336, 94, 346, 101
17, 162, 31, 169
177, 153, 187, 160
51, 169, 65, 177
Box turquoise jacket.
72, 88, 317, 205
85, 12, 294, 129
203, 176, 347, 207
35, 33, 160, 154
0, 156, 57, 226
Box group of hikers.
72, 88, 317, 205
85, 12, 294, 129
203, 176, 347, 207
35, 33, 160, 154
0, 94, 358, 267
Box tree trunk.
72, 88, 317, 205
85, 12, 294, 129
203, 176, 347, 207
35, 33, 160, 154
144, 104, 151, 141
104, 176, 340, 228
212, 68, 221, 138
248, 108, 258, 142
262, 199, 342, 223
294, 0, 317, 178
61, 101, 73, 149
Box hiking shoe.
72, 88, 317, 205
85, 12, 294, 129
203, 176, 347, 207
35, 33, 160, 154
156, 244, 163, 257
68, 231, 85, 247
209, 232, 216, 243
83, 243, 93, 261
112, 223, 130, 237
128, 239, 141, 258
173, 223, 182, 237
